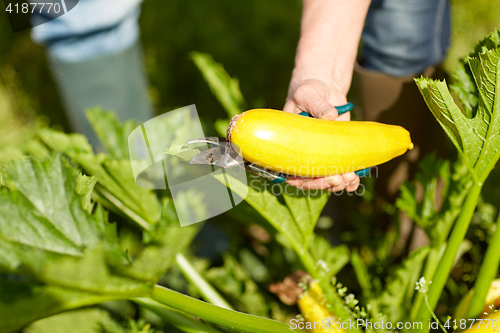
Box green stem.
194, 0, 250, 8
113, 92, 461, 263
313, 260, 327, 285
414, 182, 483, 332
175, 253, 234, 310
466, 211, 500, 318
424, 296, 447, 333
151, 285, 299, 333
134, 297, 223, 333
95, 185, 151, 230
411, 245, 445, 321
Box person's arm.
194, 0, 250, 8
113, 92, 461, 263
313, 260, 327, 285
284, 0, 370, 119
284, 0, 370, 192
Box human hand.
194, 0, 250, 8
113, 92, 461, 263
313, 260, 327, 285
284, 77, 351, 121
283, 77, 360, 193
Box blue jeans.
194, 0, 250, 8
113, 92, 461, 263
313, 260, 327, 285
31, 0, 152, 150
31, 0, 143, 62
362, 0, 451, 76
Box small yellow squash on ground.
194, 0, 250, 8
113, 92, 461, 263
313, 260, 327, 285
463, 311, 500, 332
228, 109, 413, 177
298, 282, 346, 333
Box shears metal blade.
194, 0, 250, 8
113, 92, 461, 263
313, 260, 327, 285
187, 137, 288, 183
187, 137, 242, 169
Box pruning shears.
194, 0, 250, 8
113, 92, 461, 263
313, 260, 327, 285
187, 103, 370, 184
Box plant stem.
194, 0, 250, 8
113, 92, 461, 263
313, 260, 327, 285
151, 285, 299, 333
411, 245, 445, 321
414, 182, 483, 332
175, 253, 234, 310
424, 296, 447, 333
95, 185, 151, 230
466, 211, 500, 318
134, 297, 223, 333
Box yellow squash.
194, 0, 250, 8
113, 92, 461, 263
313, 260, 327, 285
298, 282, 346, 333
463, 311, 500, 332
228, 109, 413, 177
458, 279, 500, 332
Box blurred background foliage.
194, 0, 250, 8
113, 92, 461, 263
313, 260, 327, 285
0, 0, 499, 128
0, 0, 499, 331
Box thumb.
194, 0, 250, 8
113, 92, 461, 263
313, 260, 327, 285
302, 98, 339, 120
292, 84, 340, 120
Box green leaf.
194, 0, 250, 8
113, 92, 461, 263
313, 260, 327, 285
45, 114, 202, 280
373, 247, 430, 323
396, 155, 451, 244
205, 254, 268, 317
0, 155, 196, 332
450, 65, 478, 118
215, 174, 310, 253
0, 156, 149, 292
38, 129, 161, 227
76, 174, 98, 213
0, 155, 146, 331
86, 108, 138, 160
282, 187, 330, 246
114, 200, 201, 282
351, 251, 374, 300
468, 29, 500, 59
25, 307, 123, 333
308, 234, 349, 281
105, 318, 155, 333
1, 155, 100, 257
191, 52, 246, 118
165, 145, 329, 254
415, 29, 500, 182
0, 282, 123, 333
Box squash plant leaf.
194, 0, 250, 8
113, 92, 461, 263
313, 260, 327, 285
397, 155, 473, 247
0, 155, 147, 332
415, 29, 500, 182
25, 308, 124, 333
165, 146, 329, 254
282, 187, 330, 245
228, 176, 330, 252
0, 282, 124, 333
397, 155, 450, 244
86, 107, 138, 160
204, 254, 269, 317
38, 129, 161, 228
0, 155, 197, 332
372, 247, 430, 323
37, 119, 202, 280
351, 251, 375, 300
76, 174, 98, 214
213, 173, 308, 252
308, 234, 349, 281
191, 52, 246, 119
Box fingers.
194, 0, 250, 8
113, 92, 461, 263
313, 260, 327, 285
282, 79, 357, 193
345, 177, 361, 192
286, 172, 360, 193
284, 79, 351, 121
335, 111, 351, 121
283, 99, 299, 114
